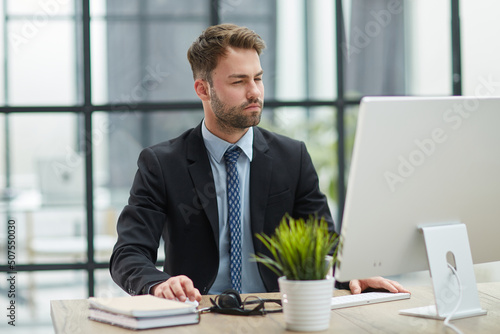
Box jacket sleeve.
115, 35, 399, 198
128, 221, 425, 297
109, 147, 170, 295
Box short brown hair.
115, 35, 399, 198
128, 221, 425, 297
187, 23, 266, 82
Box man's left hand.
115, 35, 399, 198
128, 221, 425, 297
349, 276, 411, 294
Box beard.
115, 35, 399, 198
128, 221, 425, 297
209, 88, 263, 132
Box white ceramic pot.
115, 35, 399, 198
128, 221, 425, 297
278, 276, 334, 332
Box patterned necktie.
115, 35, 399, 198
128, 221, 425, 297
224, 146, 242, 293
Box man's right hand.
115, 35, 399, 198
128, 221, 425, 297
151, 275, 202, 302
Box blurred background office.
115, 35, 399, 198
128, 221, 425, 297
0, 0, 499, 332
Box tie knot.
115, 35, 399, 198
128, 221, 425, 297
224, 146, 241, 164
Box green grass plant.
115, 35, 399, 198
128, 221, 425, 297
252, 214, 339, 280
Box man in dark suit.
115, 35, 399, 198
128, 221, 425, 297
110, 24, 408, 302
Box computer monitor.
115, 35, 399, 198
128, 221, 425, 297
335, 96, 500, 320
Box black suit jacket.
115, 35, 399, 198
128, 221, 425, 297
110, 123, 334, 295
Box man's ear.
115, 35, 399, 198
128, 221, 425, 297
194, 79, 210, 101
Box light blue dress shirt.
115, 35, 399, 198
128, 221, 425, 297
201, 120, 267, 294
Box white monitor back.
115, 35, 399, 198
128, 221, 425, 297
335, 96, 500, 281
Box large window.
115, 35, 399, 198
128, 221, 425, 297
1, 0, 499, 331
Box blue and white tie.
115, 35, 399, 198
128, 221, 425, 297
224, 146, 242, 293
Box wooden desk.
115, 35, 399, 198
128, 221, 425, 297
51, 282, 500, 333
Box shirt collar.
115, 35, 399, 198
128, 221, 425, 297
202, 119, 254, 163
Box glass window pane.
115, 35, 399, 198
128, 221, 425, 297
91, 3, 209, 105
7, 0, 75, 15
92, 111, 138, 209
90, 0, 107, 17
146, 0, 208, 16
307, 0, 337, 100
8, 114, 81, 189
260, 107, 339, 220
344, 0, 405, 97
102, 0, 140, 16
93, 110, 203, 199
0, 271, 86, 331
343, 0, 451, 97
147, 110, 205, 145
5, 113, 86, 264
461, 0, 500, 97
7, 20, 78, 105
90, 19, 108, 105
92, 110, 204, 190
144, 22, 209, 101
220, 0, 274, 16
405, 0, 452, 95
275, 0, 305, 100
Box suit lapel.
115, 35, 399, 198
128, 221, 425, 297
250, 127, 272, 254
186, 124, 220, 248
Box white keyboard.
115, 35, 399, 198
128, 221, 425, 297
331, 292, 410, 310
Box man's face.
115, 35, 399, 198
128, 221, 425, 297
207, 47, 264, 130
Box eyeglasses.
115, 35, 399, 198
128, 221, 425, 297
200, 289, 282, 316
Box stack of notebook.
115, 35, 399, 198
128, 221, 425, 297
88, 295, 199, 330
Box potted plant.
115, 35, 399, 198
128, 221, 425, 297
252, 214, 339, 331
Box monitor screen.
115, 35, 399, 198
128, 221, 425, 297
335, 96, 500, 283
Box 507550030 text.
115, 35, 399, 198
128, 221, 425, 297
6, 219, 17, 327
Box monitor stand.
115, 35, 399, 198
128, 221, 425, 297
399, 223, 487, 320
